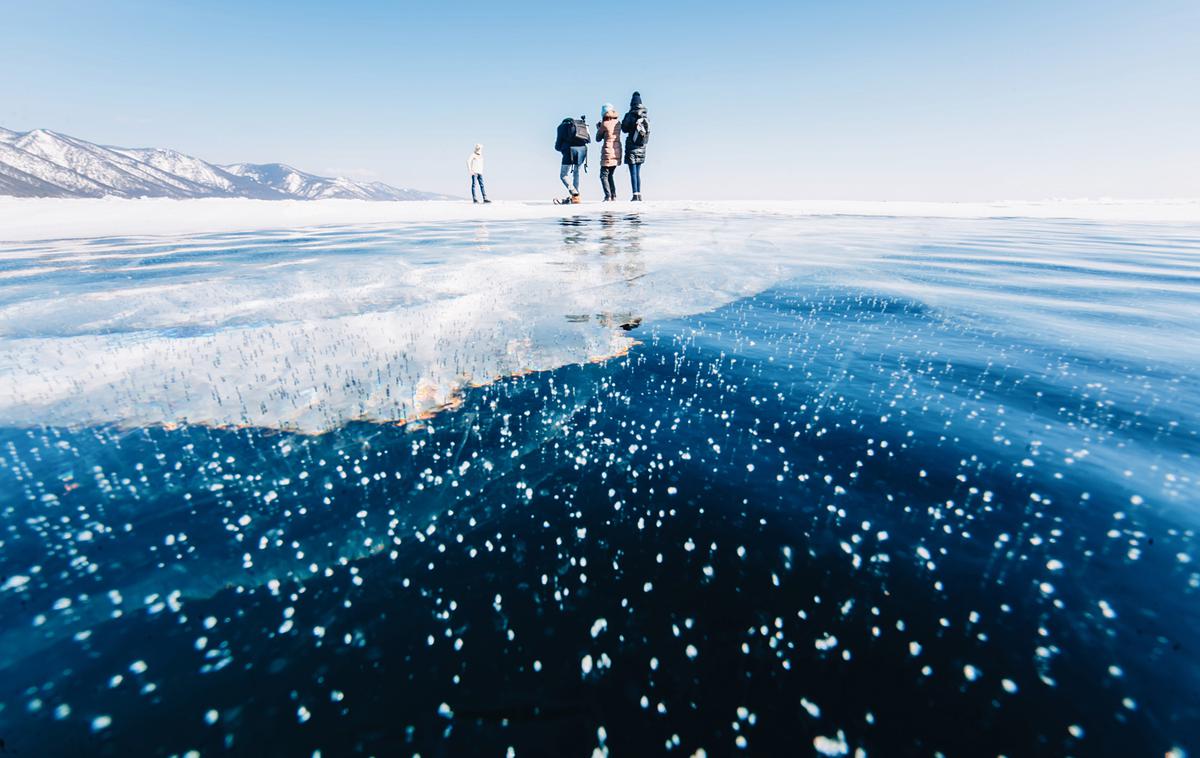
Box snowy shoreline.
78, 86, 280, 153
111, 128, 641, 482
1, 197, 1198, 242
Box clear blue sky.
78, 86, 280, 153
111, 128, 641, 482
2, 0, 1197, 200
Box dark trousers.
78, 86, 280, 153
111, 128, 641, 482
471, 173, 487, 201
600, 166, 617, 199
628, 163, 642, 195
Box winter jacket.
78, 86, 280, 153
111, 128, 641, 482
621, 105, 649, 165
595, 113, 622, 167
467, 145, 484, 175
555, 119, 575, 164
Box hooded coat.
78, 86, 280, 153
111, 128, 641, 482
596, 111, 623, 168
621, 92, 649, 165
467, 144, 484, 175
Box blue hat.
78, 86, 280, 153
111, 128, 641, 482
601, 103, 614, 117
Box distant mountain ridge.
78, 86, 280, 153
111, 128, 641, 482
0, 126, 452, 201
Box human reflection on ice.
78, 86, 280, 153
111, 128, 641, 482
0, 217, 663, 432
471, 221, 490, 252
599, 212, 645, 278
560, 212, 646, 330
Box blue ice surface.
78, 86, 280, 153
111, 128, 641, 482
0, 211, 1197, 756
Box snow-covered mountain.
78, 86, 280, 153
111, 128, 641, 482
0, 126, 451, 200
221, 163, 436, 201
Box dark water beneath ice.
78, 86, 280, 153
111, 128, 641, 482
0, 212, 1198, 756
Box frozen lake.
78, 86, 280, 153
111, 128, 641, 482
0, 209, 1197, 755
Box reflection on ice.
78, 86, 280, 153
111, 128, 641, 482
0, 214, 794, 431
4, 213, 1197, 433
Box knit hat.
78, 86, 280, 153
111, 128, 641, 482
474, 144, 482, 152
601, 103, 615, 117
630, 91, 642, 107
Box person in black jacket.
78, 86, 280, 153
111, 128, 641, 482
554, 116, 589, 201
621, 92, 649, 201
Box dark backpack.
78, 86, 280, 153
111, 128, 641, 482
632, 116, 649, 146
569, 119, 590, 146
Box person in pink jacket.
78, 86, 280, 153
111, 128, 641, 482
595, 104, 623, 201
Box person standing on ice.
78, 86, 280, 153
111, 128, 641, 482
554, 115, 589, 204
595, 104, 623, 202
467, 144, 490, 203
621, 91, 649, 201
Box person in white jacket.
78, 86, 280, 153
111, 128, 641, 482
467, 144, 490, 203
